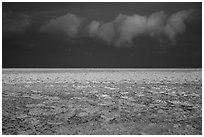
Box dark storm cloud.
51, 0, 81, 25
3, 11, 31, 36
39, 13, 83, 37
88, 9, 194, 47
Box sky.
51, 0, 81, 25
2, 2, 202, 68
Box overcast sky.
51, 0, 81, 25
2, 2, 202, 68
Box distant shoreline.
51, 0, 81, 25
2, 68, 202, 70
2, 68, 201, 74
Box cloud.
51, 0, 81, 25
117, 14, 147, 46
39, 13, 83, 37
88, 21, 115, 44
38, 9, 194, 47
88, 21, 100, 37
88, 9, 194, 47
3, 11, 31, 36
164, 9, 194, 44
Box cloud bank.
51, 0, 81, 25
39, 9, 194, 47
39, 13, 83, 37
3, 11, 31, 36
88, 9, 194, 47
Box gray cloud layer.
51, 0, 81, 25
39, 13, 83, 37
38, 9, 194, 47
3, 11, 31, 36
88, 9, 194, 47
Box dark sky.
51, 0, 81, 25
2, 2, 202, 68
